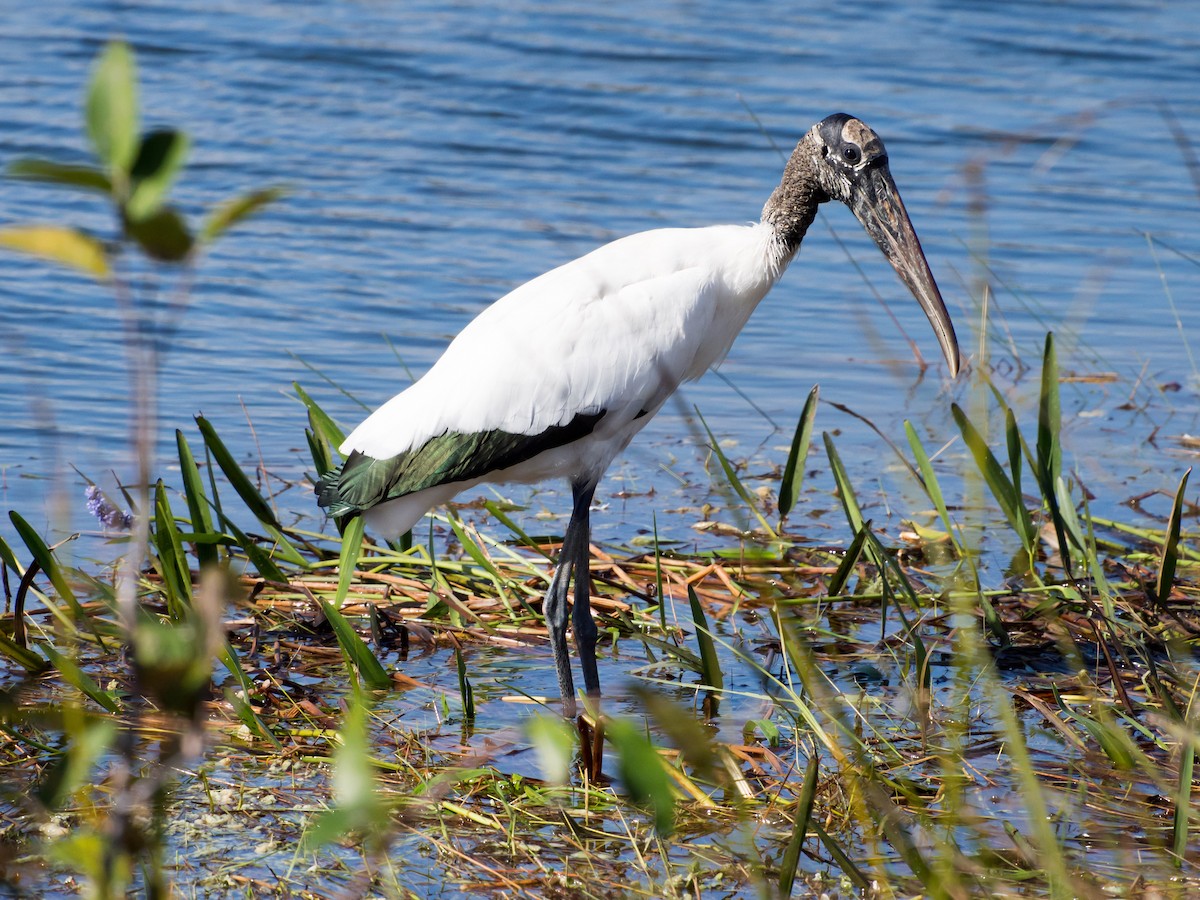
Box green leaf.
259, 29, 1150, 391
217, 513, 288, 584
195, 415, 281, 530
86, 41, 139, 175
904, 420, 958, 550
294, 381, 346, 451
827, 520, 869, 596
606, 716, 675, 837
0, 226, 110, 278
9, 159, 112, 194
779, 756, 819, 897
687, 584, 723, 692
127, 128, 190, 221
152, 479, 193, 615
525, 713, 575, 784
951, 403, 1037, 554
455, 647, 475, 720
319, 599, 391, 690
335, 514, 366, 608
9, 511, 80, 615
696, 407, 776, 538
0, 629, 47, 673
1157, 468, 1191, 607
42, 645, 120, 713
177, 430, 218, 569
124, 206, 193, 262
201, 187, 285, 244
779, 385, 819, 525
822, 432, 864, 536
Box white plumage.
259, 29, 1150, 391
319, 114, 960, 716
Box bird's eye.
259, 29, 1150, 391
842, 146, 862, 165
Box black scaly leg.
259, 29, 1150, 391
542, 479, 600, 719
570, 481, 600, 699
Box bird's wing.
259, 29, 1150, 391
321, 229, 747, 515
341, 228, 737, 461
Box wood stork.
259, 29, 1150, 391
318, 113, 960, 717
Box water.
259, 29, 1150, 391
2, 0, 1198, 561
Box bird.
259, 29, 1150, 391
318, 113, 960, 718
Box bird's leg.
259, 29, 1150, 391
543, 549, 578, 719
569, 481, 600, 700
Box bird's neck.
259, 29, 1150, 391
761, 142, 827, 260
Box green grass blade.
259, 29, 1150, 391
455, 647, 475, 720
176, 430, 218, 569
822, 432, 864, 536
294, 381, 346, 448
1036, 332, 1076, 572
42, 645, 120, 713
318, 598, 391, 690
904, 420, 959, 550
779, 385, 819, 526
606, 715, 675, 837
152, 479, 192, 614
696, 408, 776, 538
1173, 720, 1195, 865
779, 755, 818, 896
218, 641, 282, 749
195, 414, 281, 530
1158, 467, 1191, 606
218, 514, 288, 584
195, 415, 306, 567
336, 514, 366, 608
9, 511, 81, 615
827, 520, 869, 596
811, 819, 870, 891
687, 584, 723, 692
0, 629, 47, 673
950, 404, 1036, 554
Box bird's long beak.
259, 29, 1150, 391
848, 163, 960, 377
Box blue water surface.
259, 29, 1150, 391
0, 0, 1197, 556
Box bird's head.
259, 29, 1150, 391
794, 113, 961, 377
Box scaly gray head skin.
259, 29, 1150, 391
763, 113, 961, 377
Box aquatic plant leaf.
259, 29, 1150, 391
1157, 467, 1191, 606
127, 128, 190, 221
904, 420, 960, 553
778, 755, 818, 897
217, 513, 287, 584
124, 205, 193, 262
606, 715, 675, 837
9, 159, 112, 194
201, 186, 285, 244
41, 645, 120, 713
0, 226, 110, 278
822, 431, 864, 536
176, 430, 218, 569
86, 41, 139, 175
9, 511, 80, 614
687, 584, 723, 692
779, 384, 819, 524
335, 514, 366, 608
293, 381, 346, 449
195, 415, 281, 530
152, 479, 193, 614
455, 647, 475, 720
827, 520, 869, 596
318, 598, 390, 690
697, 407, 776, 537
525, 714, 575, 785
950, 403, 1036, 553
